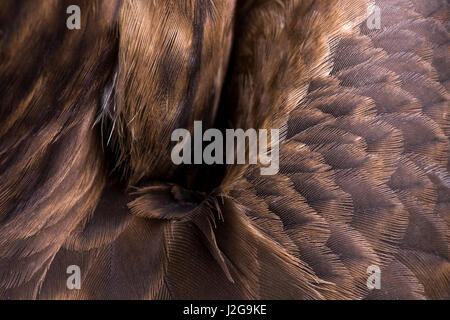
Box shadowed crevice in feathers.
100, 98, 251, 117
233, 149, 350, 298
174, 3, 207, 130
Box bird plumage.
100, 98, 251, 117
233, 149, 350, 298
0, 0, 449, 299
